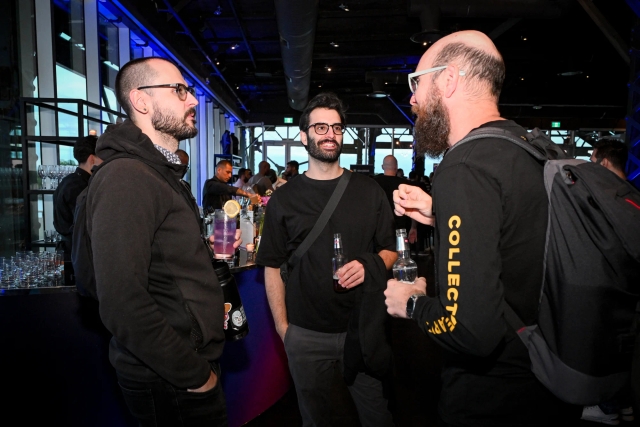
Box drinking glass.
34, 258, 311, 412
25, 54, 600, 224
43, 165, 54, 190
213, 209, 237, 259
37, 165, 45, 189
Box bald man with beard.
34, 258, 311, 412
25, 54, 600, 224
384, 31, 580, 426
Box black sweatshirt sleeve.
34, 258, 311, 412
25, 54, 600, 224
412, 162, 508, 357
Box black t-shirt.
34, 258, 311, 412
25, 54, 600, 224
256, 170, 395, 333
53, 167, 91, 242
202, 176, 238, 210
372, 174, 417, 233
411, 120, 568, 426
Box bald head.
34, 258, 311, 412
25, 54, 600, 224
417, 31, 505, 101
381, 155, 398, 176
258, 161, 270, 174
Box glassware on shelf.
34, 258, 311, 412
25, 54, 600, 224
37, 165, 46, 189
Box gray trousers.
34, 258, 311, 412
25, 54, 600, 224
284, 323, 394, 427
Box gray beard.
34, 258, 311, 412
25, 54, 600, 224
413, 87, 451, 159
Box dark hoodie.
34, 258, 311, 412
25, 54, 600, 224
87, 120, 225, 389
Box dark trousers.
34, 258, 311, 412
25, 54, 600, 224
117, 362, 227, 427
284, 323, 394, 427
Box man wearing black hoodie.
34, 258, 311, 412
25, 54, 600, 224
88, 57, 228, 425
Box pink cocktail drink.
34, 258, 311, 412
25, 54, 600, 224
213, 210, 236, 259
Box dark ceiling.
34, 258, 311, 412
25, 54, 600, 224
118, 0, 634, 129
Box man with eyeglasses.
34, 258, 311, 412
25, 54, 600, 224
257, 92, 397, 426
384, 31, 580, 426
86, 57, 233, 426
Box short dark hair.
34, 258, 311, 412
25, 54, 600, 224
115, 57, 176, 117
432, 42, 505, 100
266, 169, 277, 184
216, 159, 233, 169
593, 139, 628, 172
299, 92, 347, 132
286, 160, 299, 169
74, 135, 98, 164
237, 167, 247, 176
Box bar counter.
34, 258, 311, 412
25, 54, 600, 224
0, 262, 291, 427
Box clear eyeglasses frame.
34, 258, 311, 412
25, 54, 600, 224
136, 83, 196, 101
306, 123, 346, 135
408, 66, 466, 93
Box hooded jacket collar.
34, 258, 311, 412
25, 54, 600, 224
96, 119, 188, 185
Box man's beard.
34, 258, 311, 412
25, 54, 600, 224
151, 105, 198, 142
304, 133, 342, 163
412, 86, 451, 159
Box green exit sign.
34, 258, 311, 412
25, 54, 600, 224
284, 117, 293, 124
551, 121, 561, 128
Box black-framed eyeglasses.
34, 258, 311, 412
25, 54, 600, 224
306, 123, 345, 135
136, 83, 196, 101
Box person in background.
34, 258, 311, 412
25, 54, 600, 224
87, 56, 233, 426
53, 134, 102, 273
373, 155, 417, 245
396, 168, 405, 178
581, 137, 636, 425
283, 160, 300, 180
384, 30, 580, 426
590, 139, 629, 181
175, 149, 190, 188
247, 160, 273, 195
257, 92, 396, 427
233, 167, 250, 189
267, 168, 287, 189
203, 159, 258, 212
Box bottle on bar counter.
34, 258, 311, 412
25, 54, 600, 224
392, 228, 417, 283
332, 233, 348, 293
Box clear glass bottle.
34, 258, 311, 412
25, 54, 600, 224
332, 233, 348, 293
392, 229, 418, 283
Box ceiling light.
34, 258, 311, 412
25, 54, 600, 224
423, 42, 427, 46
325, 65, 332, 72
330, 42, 339, 47
558, 71, 583, 77
59, 32, 71, 41
231, 43, 239, 50
522, 36, 527, 41
339, 3, 349, 12
586, 75, 589, 78
533, 105, 542, 110
367, 91, 388, 98
520, 77, 524, 81
214, 6, 222, 16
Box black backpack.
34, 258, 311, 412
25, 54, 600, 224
71, 155, 136, 299
71, 154, 202, 299
456, 127, 640, 405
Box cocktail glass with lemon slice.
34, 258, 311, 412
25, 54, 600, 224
213, 200, 241, 259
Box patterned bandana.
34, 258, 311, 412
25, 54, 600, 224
153, 144, 182, 165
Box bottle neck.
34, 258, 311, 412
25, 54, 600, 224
334, 238, 343, 255
396, 235, 410, 259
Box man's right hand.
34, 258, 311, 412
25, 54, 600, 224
393, 184, 435, 226
276, 322, 289, 342
187, 370, 218, 393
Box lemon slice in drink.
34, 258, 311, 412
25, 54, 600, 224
223, 199, 241, 218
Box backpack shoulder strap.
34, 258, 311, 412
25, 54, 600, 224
450, 126, 560, 163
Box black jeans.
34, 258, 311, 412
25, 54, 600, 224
117, 362, 227, 427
